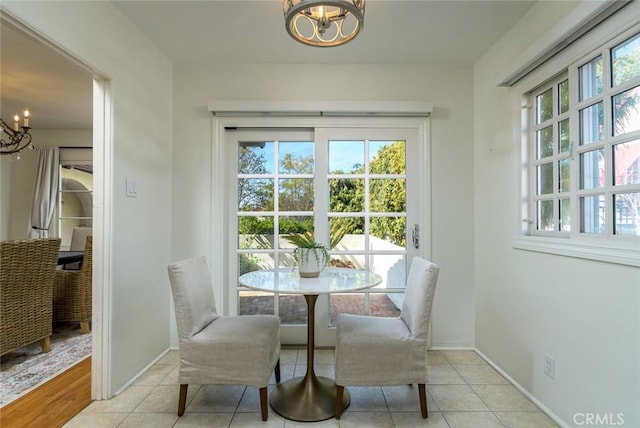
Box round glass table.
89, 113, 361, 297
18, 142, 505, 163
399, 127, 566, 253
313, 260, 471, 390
238, 268, 382, 422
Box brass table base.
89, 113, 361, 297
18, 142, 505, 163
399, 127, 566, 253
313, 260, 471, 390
270, 374, 350, 422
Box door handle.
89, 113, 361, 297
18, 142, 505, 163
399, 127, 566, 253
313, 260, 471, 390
411, 224, 420, 249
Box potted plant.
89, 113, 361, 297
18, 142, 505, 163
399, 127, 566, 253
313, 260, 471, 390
283, 231, 330, 278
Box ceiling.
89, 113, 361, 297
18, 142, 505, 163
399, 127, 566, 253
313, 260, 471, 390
1, 0, 535, 130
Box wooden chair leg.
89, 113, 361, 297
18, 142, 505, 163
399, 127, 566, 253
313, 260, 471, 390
335, 385, 344, 419
80, 321, 90, 334
178, 384, 188, 416
418, 383, 428, 418
274, 358, 281, 383
259, 387, 268, 421
40, 336, 51, 353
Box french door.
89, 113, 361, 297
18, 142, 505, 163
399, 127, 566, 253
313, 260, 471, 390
227, 124, 423, 346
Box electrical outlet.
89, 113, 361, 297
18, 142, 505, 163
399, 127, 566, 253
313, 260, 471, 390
544, 354, 555, 379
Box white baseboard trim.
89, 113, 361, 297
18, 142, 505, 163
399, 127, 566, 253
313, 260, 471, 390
473, 348, 568, 428
113, 348, 172, 397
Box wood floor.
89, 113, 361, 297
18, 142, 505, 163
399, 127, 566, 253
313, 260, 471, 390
0, 357, 92, 428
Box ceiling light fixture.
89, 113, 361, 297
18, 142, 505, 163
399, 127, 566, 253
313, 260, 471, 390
1, 109, 32, 157
284, 0, 365, 47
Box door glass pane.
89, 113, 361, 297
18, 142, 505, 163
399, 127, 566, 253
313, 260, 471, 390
328, 293, 401, 327
238, 179, 273, 211
614, 193, 640, 235
329, 140, 364, 173
536, 88, 553, 124
558, 79, 569, 114
612, 33, 640, 87
369, 141, 406, 174
238, 252, 274, 275
279, 142, 314, 174
239, 290, 274, 315
279, 216, 314, 249
579, 56, 603, 101
537, 200, 554, 231
537, 126, 554, 158
559, 159, 570, 192
537, 162, 553, 194
559, 118, 570, 153
238, 141, 274, 173
238, 216, 274, 249
329, 217, 364, 251
613, 86, 640, 136
560, 198, 571, 232
370, 217, 406, 248
329, 178, 364, 212
369, 179, 406, 212
613, 139, 640, 185
369, 254, 406, 289
330, 254, 365, 270
279, 295, 307, 325
279, 178, 314, 211
580, 195, 605, 234
580, 149, 605, 189
580, 102, 604, 145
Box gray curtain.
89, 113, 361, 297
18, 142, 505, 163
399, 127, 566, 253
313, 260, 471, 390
29, 147, 59, 238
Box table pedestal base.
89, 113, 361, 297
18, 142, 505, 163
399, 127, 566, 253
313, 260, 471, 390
269, 374, 350, 422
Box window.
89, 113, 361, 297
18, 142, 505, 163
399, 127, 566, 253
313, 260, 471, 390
520, 29, 640, 265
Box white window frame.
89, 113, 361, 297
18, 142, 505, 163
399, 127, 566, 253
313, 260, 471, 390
514, 21, 640, 267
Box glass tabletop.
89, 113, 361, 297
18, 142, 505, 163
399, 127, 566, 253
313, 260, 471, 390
238, 268, 382, 295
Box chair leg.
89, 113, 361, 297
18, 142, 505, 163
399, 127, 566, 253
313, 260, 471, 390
274, 358, 281, 383
178, 384, 188, 416
40, 336, 51, 353
80, 321, 90, 334
335, 385, 344, 419
259, 387, 268, 421
418, 383, 428, 418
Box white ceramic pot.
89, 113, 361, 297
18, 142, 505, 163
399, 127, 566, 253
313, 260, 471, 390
296, 247, 328, 278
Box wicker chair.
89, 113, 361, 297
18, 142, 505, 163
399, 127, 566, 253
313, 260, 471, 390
0, 238, 61, 356
53, 235, 92, 333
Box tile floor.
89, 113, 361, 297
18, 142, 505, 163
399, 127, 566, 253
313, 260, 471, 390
64, 349, 558, 428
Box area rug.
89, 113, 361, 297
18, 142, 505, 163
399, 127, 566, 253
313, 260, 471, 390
0, 324, 91, 407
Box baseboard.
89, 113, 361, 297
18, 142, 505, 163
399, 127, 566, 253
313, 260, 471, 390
113, 347, 173, 397
473, 348, 568, 428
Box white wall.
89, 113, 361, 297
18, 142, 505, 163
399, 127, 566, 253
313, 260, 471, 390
171, 63, 476, 347
3, 1, 174, 394
3, 129, 90, 240
474, 2, 640, 426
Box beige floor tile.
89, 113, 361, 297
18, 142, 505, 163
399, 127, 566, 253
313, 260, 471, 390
293, 364, 335, 378
427, 364, 466, 384
454, 364, 508, 385
344, 386, 387, 412
82, 385, 154, 413
391, 411, 450, 427
443, 411, 505, 428
186, 384, 246, 412
133, 364, 175, 386
338, 411, 394, 427
279, 349, 299, 365
134, 384, 199, 413
63, 412, 127, 428
230, 412, 287, 427
118, 412, 178, 427
273, 364, 296, 382
160, 365, 180, 385
471, 385, 539, 412
283, 417, 339, 427
382, 385, 438, 412
236, 385, 274, 413
156, 350, 180, 366
495, 411, 559, 428
173, 412, 234, 427
426, 351, 450, 366
440, 350, 486, 365
428, 385, 489, 411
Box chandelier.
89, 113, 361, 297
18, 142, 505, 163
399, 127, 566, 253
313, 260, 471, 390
284, 0, 365, 47
1, 110, 32, 156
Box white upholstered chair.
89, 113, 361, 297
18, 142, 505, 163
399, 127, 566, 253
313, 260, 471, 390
167, 256, 281, 421
334, 256, 439, 419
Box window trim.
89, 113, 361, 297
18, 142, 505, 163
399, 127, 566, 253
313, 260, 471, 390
514, 21, 640, 267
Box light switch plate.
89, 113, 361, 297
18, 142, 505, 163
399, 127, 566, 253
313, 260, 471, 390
126, 178, 137, 198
